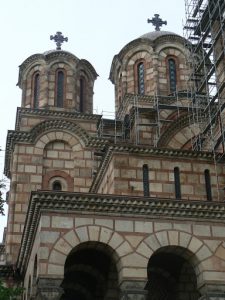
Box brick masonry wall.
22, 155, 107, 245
98, 153, 225, 200
20, 54, 96, 113
24, 213, 225, 298
6, 129, 95, 263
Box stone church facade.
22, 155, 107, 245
1, 7, 225, 300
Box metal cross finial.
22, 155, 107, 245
147, 14, 167, 31
50, 31, 68, 50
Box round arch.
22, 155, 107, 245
136, 230, 212, 290
61, 241, 120, 300
32, 120, 90, 147
42, 170, 74, 191
47, 225, 134, 282
146, 245, 201, 300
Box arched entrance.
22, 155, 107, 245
60, 242, 119, 300
146, 246, 200, 300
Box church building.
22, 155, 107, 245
1, 1, 225, 299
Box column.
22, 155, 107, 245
120, 281, 148, 300
36, 278, 63, 300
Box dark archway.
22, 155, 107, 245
60, 242, 119, 300
146, 246, 200, 300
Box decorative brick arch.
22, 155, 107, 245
32, 120, 90, 148
158, 114, 199, 148
34, 129, 86, 152
47, 225, 135, 283
42, 170, 73, 191
136, 230, 213, 289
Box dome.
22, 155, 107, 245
140, 30, 181, 40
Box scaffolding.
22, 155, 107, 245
184, 0, 225, 152
97, 92, 196, 147
98, 0, 225, 152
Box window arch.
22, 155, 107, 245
56, 69, 65, 107
174, 167, 181, 199
52, 180, 62, 191
137, 62, 145, 95
80, 77, 85, 113
143, 164, 150, 196
43, 171, 73, 191
33, 72, 40, 108
204, 169, 212, 201
168, 58, 177, 93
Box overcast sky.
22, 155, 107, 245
0, 0, 186, 240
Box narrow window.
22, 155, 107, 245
53, 181, 62, 191
143, 164, 150, 196
33, 73, 40, 108
168, 58, 177, 93
80, 77, 85, 113
204, 169, 212, 201
119, 73, 123, 105
174, 167, 181, 199
138, 62, 145, 95
56, 70, 65, 107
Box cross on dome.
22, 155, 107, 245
50, 31, 68, 50
147, 14, 167, 31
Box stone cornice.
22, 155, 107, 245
90, 146, 114, 192
15, 107, 102, 131
17, 190, 225, 276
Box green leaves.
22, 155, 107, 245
0, 280, 23, 300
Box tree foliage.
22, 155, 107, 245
0, 179, 6, 215
0, 280, 23, 300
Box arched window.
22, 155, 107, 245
168, 58, 177, 93
33, 73, 40, 108
80, 77, 85, 113
56, 70, 65, 107
174, 167, 181, 199
52, 180, 62, 191
143, 164, 150, 196
137, 62, 145, 95
204, 169, 212, 201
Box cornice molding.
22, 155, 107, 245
90, 146, 114, 192
17, 190, 225, 276
15, 107, 102, 131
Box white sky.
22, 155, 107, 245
0, 0, 186, 241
